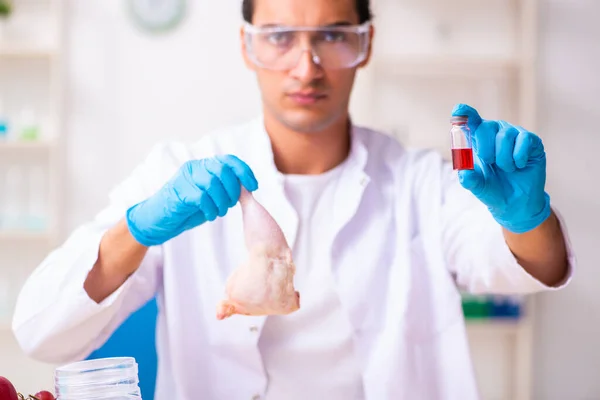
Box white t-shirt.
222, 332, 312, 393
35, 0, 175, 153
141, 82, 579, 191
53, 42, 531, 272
258, 161, 365, 400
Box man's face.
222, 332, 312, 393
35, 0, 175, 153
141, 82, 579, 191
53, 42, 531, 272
241, 0, 373, 134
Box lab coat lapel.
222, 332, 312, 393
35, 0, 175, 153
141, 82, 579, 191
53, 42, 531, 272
329, 127, 376, 328
326, 128, 417, 399
361, 160, 415, 400
330, 126, 370, 243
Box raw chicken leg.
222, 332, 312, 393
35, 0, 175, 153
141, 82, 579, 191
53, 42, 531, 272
216, 187, 300, 320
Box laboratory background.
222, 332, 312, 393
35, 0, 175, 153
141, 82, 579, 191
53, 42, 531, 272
0, 0, 598, 399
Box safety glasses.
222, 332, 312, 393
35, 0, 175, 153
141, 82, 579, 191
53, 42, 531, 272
243, 22, 372, 71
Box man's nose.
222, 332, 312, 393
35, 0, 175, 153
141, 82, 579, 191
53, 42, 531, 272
289, 49, 323, 83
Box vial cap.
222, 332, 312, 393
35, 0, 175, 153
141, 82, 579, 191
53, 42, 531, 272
450, 116, 469, 125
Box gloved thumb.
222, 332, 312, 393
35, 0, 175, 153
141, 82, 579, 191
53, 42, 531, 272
458, 168, 485, 197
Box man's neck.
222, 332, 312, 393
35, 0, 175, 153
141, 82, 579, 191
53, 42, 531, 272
264, 113, 351, 175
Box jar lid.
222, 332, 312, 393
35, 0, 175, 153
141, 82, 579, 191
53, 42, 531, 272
56, 357, 137, 373
55, 357, 139, 387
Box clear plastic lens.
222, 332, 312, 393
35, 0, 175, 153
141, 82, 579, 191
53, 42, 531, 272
245, 23, 370, 70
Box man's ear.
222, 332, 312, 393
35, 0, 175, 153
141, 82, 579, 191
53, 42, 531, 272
358, 24, 375, 69
240, 25, 257, 71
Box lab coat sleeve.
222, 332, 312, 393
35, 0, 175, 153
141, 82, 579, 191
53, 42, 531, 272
11, 143, 176, 365
440, 161, 576, 295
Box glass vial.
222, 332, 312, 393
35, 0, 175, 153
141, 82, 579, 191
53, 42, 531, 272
55, 357, 143, 400
450, 116, 474, 170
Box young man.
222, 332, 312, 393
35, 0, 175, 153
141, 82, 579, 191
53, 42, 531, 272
13, 0, 574, 398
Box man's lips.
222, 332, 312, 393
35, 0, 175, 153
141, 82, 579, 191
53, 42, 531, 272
287, 91, 328, 105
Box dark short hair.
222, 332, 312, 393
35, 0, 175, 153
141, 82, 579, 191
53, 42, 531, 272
242, 0, 373, 24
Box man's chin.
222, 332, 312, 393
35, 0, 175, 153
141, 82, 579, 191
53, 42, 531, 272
277, 110, 341, 134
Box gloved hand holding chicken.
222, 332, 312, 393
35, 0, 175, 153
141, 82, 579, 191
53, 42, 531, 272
125, 153, 300, 319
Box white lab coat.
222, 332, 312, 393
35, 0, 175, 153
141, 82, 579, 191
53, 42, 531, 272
12, 117, 575, 400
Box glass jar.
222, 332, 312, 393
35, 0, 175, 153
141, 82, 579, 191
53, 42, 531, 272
450, 115, 474, 170
55, 357, 142, 400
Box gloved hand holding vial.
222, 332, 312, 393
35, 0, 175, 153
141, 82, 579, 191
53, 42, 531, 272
450, 103, 551, 234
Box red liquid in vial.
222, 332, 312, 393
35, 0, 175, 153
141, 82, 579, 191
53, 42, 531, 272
452, 148, 474, 170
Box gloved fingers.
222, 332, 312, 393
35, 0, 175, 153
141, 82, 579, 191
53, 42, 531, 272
458, 166, 486, 197
216, 154, 259, 192
452, 103, 484, 133
186, 160, 223, 221
177, 160, 207, 209
495, 122, 519, 172
204, 158, 239, 213
197, 187, 219, 222
513, 127, 544, 168
472, 120, 499, 165
201, 161, 232, 218
219, 164, 242, 209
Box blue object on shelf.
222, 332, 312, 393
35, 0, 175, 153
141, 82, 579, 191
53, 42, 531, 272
87, 297, 159, 400
0, 121, 8, 138
489, 296, 521, 319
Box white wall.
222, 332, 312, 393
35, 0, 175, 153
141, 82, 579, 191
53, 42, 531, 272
59, 0, 599, 398
65, 0, 262, 229
533, 0, 600, 398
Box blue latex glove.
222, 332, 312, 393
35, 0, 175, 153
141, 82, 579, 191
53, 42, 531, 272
126, 155, 258, 246
452, 103, 551, 234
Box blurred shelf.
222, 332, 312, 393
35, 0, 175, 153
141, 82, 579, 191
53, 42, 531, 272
465, 318, 529, 335
0, 229, 55, 242
0, 140, 57, 153
0, 42, 58, 58
373, 54, 520, 79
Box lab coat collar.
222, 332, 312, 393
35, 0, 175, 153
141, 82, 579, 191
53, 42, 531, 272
246, 114, 371, 186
